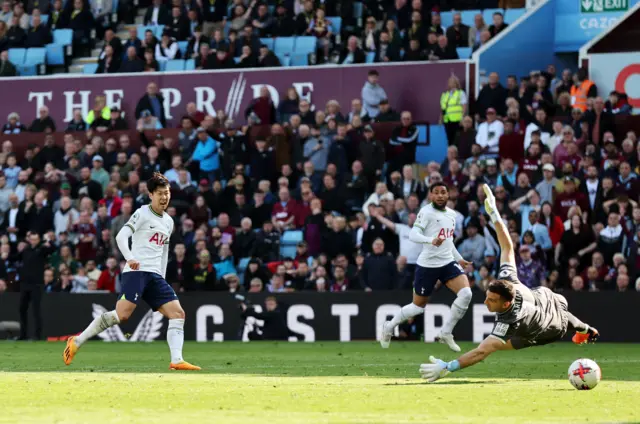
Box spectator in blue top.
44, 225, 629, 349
190, 128, 220, 182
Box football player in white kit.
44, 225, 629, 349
63, 173, 201, 370
381, 182, 473, 352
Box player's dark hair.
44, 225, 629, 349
488, 280, 516, 302
147, 172, 170, 193
429, 182, 449, 193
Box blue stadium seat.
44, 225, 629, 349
223, 21, 231, 37
165, 59, 185, 71
7, 48, 25, 65
158, 60, 168, 71
294, 36, 315, 54
153, 25, 166, 38
415, 146, 430, 164
282, 230, 303, 245
456, 47, 471, 59
83, 63, 98, 73
327, 16, 342, 34
483, 8, 504, 26
137, 25, 165, 40
53, 29, 73, 46
290, 54, 308, 66
460, 10, 479, 26
417, 124, 427, 144
185, 58, 195, 70
31, 14, 49, 25
440, 11, 454, 28
233, 57, 241, 64
280, 245, 297, 259
274, 37, 295, 55
25, 48, 46, 65
45, 43, 65, 65
276, 54, 291, 66
177, 41, 188, 57
365, 51, 375, 63
429, 124, 447, 144
17, 65, 37, 76
260, 37, 274, 50
504, 8, 526, 24
238, 257, 251, 272
353, 2, 363, 19
112, 0, 119, 14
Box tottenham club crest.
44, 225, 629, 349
92, 304, 163, 342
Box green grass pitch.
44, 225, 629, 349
2, 341, 640, 423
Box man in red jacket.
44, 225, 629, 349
271, 187, 298, 231
97, 257, 119, 293
553, 177, 588, 220
98, 185, 123, 218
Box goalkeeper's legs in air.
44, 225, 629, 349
568, 311, 600, 344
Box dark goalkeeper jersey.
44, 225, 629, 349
490, 264, 569, 349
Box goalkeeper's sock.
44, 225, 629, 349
568, 312, 589, 333
167, 319, 185, 364
389, 303, 424, 328
441, 287, 472, 334
76, 310, 120, 347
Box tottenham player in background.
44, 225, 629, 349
63, 173, 201, 371
381, 182, 473, 352
419, 184, 599, 383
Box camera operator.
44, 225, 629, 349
240, 296, 288, 341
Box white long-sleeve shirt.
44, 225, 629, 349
476, 120, 504, 155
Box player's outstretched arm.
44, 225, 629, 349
482, 184, 515, 267
419, 336, 512, 382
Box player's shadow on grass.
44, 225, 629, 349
384, 380, 503, 386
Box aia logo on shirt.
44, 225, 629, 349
149, 233, 168, 246
436, 228, 455, 239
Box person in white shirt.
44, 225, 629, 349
380, 182, 473, 352
475, 107, 503, 158
524, 108, 551, 150
370, 209, 421, 273
64, 173, 200, 371
155, 32, 180, 61
362, 182, 394, 217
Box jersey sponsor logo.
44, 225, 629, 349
436, 228, 455, 239
149, 233, 169, 246
493, 322, 509, 336
92, 303, 163, 342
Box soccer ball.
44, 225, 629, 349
568, 358, 601, 390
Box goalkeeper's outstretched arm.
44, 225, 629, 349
482, 184, 515, 268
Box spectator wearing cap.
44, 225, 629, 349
107, 108, 128, 130
137, 109, 163, 130
374, 99, 399, 123
119, 46, 145, 73
536, 163, 557, 205
476, 72, 507, 119
446, 12, 470, 48
135, 82, 166, 127
30, 106, 56, 133
361, 70, 387, 119
90, 155, 109, 191
459, 219, 485, 268
190, 128, 220, 182
475, 107, 503, 158
517, 245, 546, 288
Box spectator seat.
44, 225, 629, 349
482, 8, 504, 25
185, 58, 195, 70
238, 257, 251, 272
17, 65, 37, 76
233, 57, 241, 64
417, 124, 427, 144
282, 230, 303, 245
460, 10, 478, 27
290, 54, 308, 66
440, 11, 454, 28
53, 28, 73, 46
276, 53, 290, 66
327, 16, 342, 34
280, 245, 297, 258
177, 41, 188, 57
366, 51, 375, 63
158, 60, 168, 71
274, 37, 295, 55
7, 48, 25, 65
353, 2, 363, 19
293, 36, 316, 54
505, 8, 526, 23
45, 43, 65, 66
260, 37, 274, 50
137, 25, 165, 40
83, 63, 98, 73
30, 15, 49, 25
456, 47, 471, 59
25, 48, 46, 65
165, 59, 185, 71
429, 124, 447, 144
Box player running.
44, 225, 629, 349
419, 184, 599, 382
380, 182, 473, 352
63, 173, 201, 371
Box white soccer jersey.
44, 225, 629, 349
122, 205, 173, 276
414, 203, 460, 268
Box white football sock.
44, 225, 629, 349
441, 287, 472, 334
76, 310, 120, 347
167, 319, 185, 363
389, 303, 424, 328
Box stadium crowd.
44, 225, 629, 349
0, 0, 525, 76
0, 56, 637, 308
